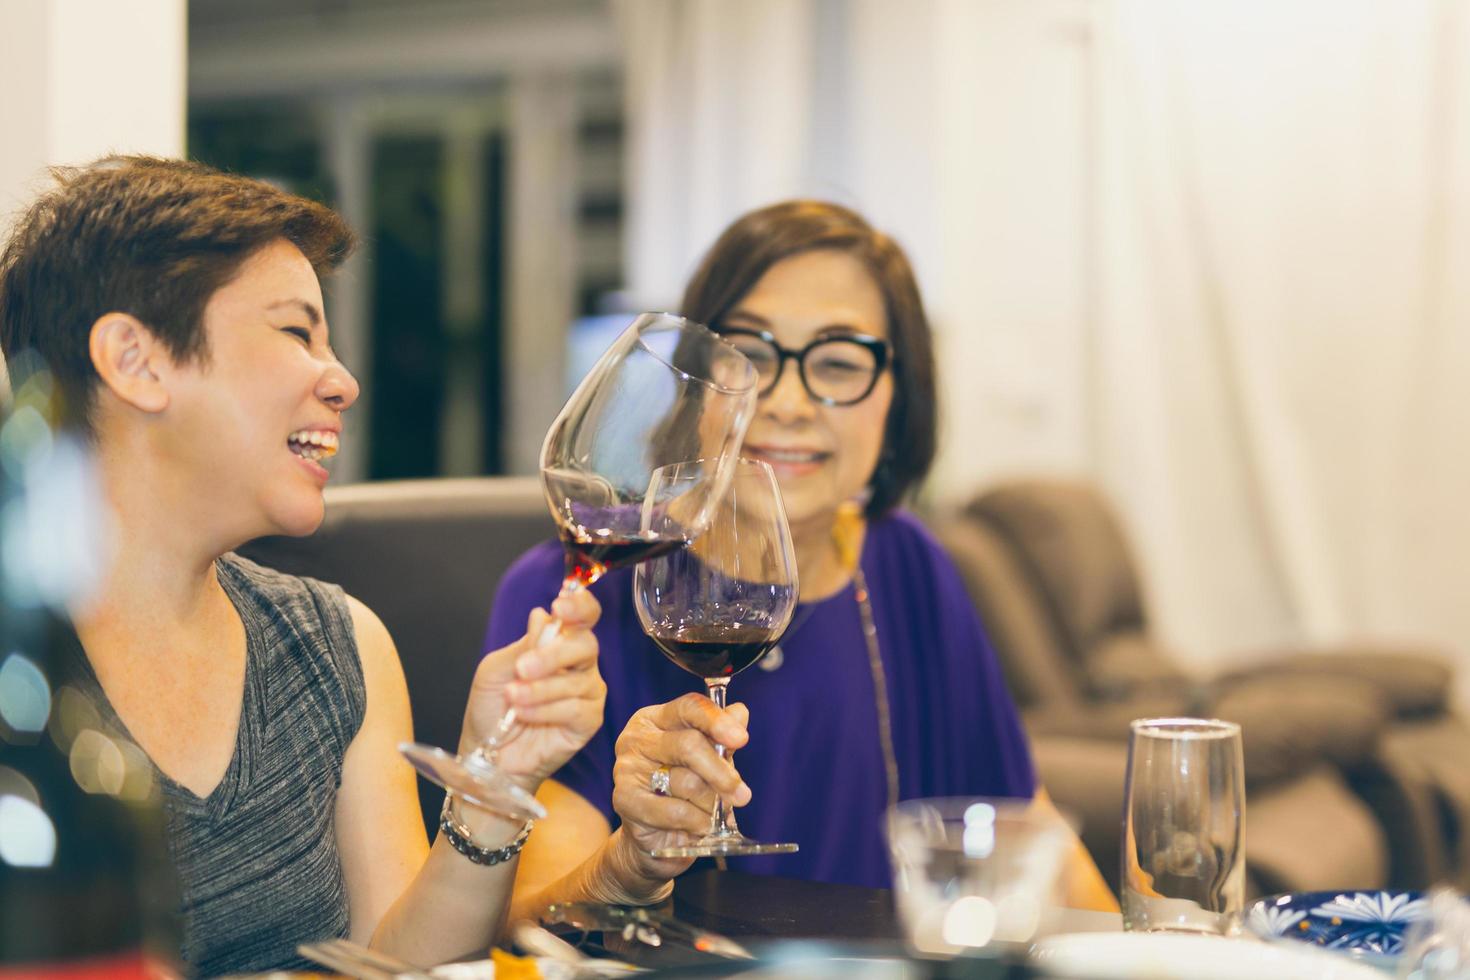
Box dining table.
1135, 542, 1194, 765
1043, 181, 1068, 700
550, 868, 1123, 977
296, 874, 1400, 980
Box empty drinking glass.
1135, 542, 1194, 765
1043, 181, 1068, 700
1121, 718, 1245, 935
888, 797, 1074, 957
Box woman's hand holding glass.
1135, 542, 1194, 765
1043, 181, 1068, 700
632, 457, 799, 858
608, 693, 752, 881
401, 313, 757, 819
457, 589, 606, 807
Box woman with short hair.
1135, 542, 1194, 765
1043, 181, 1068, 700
0, 157, 608, 974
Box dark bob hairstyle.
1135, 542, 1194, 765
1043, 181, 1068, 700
680, 200, 937, 520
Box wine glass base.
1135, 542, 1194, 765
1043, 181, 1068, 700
652, 836, 799, 858
399, 742, 547, 820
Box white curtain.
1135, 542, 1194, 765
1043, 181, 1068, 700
616, 0, 820, 307
615, 0, 951, 305
618, 0, 1470, 709
1092, 0, 1470, 703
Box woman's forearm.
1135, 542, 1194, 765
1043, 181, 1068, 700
369, 806, 525, 966
509, 827, 674, 924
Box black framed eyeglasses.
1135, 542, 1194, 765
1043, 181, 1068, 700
715, 327, 891, 407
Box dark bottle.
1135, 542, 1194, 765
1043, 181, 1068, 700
0, 364, 177, 976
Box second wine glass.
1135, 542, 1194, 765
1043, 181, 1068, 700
634, 457, 799, 858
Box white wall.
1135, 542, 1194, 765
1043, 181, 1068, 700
0, 0, 185, 391
924, 0, 1096, 499
0, 0, 186, 233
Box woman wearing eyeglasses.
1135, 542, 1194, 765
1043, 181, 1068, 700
489, 201, 1115, 917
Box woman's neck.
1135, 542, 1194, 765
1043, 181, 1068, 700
74, 442, 235, 642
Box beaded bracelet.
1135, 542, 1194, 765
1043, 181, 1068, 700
439, 794, 533, 866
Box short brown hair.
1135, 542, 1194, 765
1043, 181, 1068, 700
680, 201, 938, 520
0, 155, 354, 434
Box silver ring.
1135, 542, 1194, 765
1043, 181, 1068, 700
650, 765, 671, 797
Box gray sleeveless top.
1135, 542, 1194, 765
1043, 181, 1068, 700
83, 554, 367, 977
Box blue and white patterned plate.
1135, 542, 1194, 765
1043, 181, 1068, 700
1247, 890, 1428, 969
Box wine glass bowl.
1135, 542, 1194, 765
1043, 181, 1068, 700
541, 313, 761, 588
543, 457, 724, 590
400, 313, 759, 820
634, 456, 800, 858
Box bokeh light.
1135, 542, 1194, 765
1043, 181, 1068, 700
0, 651, 52, 736
0, 765, 40, 806
0, 403, 53, 484
0, 433, 109, 612
0, 794, 57, 868
70, 728, 127, 797
942, 895, 998, 948
116, 738, 156, 802
47, 684, 101, 754
963, 801, 997, 859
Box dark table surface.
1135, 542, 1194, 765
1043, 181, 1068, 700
671, 868, 904, 942
543, 870, 1044, 977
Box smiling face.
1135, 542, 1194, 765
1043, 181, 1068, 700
162, 238, 359, 541
718, 249, 893, 541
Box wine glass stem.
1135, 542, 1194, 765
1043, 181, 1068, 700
479, 574, 587, 759
705, 678, 736, 837
533, 574, 585, 646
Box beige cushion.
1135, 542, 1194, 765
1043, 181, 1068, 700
1248, 766, 1390, 894
1225, 647, 1454, 718
1089, 631, 1191, 699
1025, 694, 1194, 743
1379, 715, 1470, 889
1360, 739, 1452, 889
1209, 674, 1388, 786
966, 480, 1147, 671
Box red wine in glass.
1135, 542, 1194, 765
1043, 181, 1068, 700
634, 457, 799, 858
650, 623, 784, 679
558, 526, 689, 588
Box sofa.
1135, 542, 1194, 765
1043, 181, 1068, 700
934, 477, 1470, 896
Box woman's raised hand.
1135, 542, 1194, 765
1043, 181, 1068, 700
461, 588, 606, 794
608, 693, 752, 880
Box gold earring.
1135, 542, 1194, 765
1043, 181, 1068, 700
832, 499, 865, 573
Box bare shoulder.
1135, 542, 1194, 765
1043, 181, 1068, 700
345, 594, 392, 644
343, 594, 406, 696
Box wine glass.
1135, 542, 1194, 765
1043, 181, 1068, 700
634, 456, 800, 857
400, 313, 758, 820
